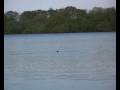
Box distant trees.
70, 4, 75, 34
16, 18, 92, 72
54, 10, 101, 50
4, 6, 116, 34
4, 11, 22, 34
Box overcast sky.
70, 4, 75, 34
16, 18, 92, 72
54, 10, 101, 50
4, 0, 116, 13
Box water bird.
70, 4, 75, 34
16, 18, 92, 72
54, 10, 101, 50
56, 50, 59, 53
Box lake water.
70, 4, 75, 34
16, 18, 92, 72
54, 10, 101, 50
4, 32, 116, 90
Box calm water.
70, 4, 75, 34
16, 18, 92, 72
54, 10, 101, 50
4, 32, 116, 90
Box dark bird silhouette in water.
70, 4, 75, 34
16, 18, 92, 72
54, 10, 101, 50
56, 50, 59, 53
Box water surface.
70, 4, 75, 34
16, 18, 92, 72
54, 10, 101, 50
4, 32, 116, 90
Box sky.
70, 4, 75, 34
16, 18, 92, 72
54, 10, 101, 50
4, 0, 116, 13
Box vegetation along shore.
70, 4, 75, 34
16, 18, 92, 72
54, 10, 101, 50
4, 6, 116, 34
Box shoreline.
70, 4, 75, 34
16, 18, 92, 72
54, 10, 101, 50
4, 31, 116, 35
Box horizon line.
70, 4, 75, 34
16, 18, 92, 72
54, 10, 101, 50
4, 5, 116, 14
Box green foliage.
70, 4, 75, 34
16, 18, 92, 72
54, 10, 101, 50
4, 6, 116, 34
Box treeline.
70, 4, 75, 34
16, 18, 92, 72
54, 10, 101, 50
4, 6, 116, 34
